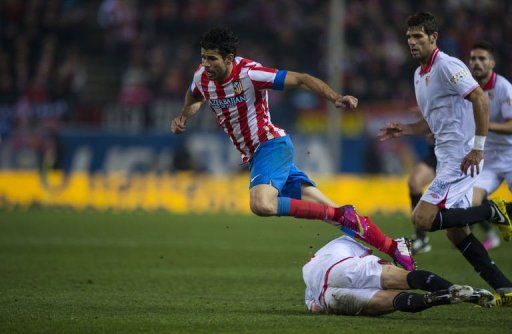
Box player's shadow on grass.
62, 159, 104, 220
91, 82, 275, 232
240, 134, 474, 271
251, 308, 483, 322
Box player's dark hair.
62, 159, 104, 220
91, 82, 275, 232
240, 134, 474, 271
200, 27, 239, 58
472, 40, 495, 57
406, 12, 438, 35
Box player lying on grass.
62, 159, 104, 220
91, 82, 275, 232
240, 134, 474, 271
303, 236, 496, 316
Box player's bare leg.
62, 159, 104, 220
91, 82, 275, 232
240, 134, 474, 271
408, 162, 435, 253
446, 226, 471, 245
249, 184, 278, 216
300, 185, 337, 207
361, 290, 400, 316
411, 200, 439, 231
472, 187, 488, 206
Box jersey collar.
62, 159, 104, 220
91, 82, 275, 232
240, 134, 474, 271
219, 58, 241, 85
419, 48, 439, 76
482, 71, 497, 91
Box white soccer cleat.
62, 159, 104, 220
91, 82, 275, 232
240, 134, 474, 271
448, 284, 474, 303
411, 236, 432, 254
393, 237, 416, 271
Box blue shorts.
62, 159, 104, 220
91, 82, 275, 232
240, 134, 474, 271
249, 135, 315, 199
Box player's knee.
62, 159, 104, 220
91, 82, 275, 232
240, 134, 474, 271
445, 228, 470, 246
411, 210, 433, 231
250, 198, 277, 216
471, 188, 487, 207
325, 288, 364, 316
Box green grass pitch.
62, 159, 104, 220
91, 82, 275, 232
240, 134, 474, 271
1, 208, 511, 333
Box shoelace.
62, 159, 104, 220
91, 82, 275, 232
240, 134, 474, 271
396, 239, 411, 256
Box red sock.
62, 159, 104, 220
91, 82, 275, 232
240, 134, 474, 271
288, 198, 343, 221
287, 199, 396, 257
353, 216, 397, 256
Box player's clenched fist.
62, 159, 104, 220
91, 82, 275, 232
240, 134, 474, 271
335, 95, 358, 109
171, 115, 187, 134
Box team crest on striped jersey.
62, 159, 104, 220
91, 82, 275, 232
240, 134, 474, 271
232, 80, 244, 94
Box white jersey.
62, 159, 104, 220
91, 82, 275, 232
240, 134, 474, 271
414, 49, 479, 163
302, 236, 371, 311
473, 72, 512, 194
483, 72, 512, 150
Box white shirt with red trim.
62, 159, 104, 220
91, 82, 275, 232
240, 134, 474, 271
189, 56, 287, 163
483, 72, 512, 149
302, 236, 371, 311
414, 49, 479, 162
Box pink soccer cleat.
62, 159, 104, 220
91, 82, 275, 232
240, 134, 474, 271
393, 237, 416, 271
338, 205, 368, 235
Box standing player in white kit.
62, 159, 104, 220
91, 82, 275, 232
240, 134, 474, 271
469, 41, 512, 249
303, 236, 495, 315
378, 12, 512, 304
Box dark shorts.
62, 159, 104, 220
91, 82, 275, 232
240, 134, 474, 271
249, 135, 315, 199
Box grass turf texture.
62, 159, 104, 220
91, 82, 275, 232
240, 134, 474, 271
0, 209, 511, 333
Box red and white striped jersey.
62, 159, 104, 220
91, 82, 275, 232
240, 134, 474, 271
189, 56, 287, 163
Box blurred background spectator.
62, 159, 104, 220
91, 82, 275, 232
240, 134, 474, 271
1, 0, 511, 173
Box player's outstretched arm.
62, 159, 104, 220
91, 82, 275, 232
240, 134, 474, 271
378, 118, 430, 141
170, 90, 204, 134
283, 71, 358, 109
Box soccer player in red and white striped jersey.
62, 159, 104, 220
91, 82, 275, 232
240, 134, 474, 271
171, 27, 414, 270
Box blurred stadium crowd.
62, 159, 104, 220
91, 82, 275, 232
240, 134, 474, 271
1, 0, 511, 172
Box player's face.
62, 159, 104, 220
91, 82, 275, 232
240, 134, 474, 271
469, 49, 495, 81
201, 48, 233, 82
406, 27, 437, 61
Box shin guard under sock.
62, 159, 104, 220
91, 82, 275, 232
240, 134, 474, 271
406, 270, 452, 292
456, 234, 512, 289
430, 203, 493, 231
393, 292, 431, 313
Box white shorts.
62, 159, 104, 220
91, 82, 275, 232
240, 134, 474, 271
322, 255, 383, 315
474, 151, 512, 195
421, 161, 484, 209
